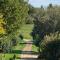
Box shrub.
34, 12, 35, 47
38, 33, 60, 60
11, 38, 17, 46
19, 34, 23, 40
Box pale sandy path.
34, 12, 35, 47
20, 40, 38, 60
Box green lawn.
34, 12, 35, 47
0, 54, 14, 60
20, 24, 34, 39
32, 45, 38, 52
0, 41, 25, 60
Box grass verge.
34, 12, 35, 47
0, 40, 25, 60
20, 24, 34, 39
32, 44, 38, 52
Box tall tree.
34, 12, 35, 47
0, 0, 29, 52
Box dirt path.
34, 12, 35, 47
20, 40, 38, 60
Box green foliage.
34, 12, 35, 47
32, 45, 38, 52
25, 15, 34, 24
25, 4, 35, 24
0, 40, 25, 60
19, 34, 23, 40
0, 0, 29, 34
11, 38, 17, 46
31, 5, 60, 47
0, 0, 29, 52
20, 24, 34, 39
38, 33, 60, 60
30, 4, 60, 60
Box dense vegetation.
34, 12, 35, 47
31, 4, 60, 60
0, 0, 29, 53
0, 0, 60, 60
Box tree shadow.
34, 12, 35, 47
11, 50, 39, 55
21, 51, 38, 55
11, 50, 39, 60
11, 50, 22, 54
19, 41, 33, 44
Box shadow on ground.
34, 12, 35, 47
19, 41, 33, 44
11, 50, 38, 55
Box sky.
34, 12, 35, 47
29, 0, 60, 7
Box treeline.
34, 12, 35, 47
30, 4, 60, 60
0, 0, 29, 53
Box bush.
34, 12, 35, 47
11, 38, 17, 46
38, 33, 60, 60
25, 15, 34, 24
19, 34, 23, 40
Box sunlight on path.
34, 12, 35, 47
20, 40, 38, 60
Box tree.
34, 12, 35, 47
38, 33, 60, 60
48, 3, 53, 8
31, 5, 60, 47
30, 4, 60, 60
0, 0, 29, 52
